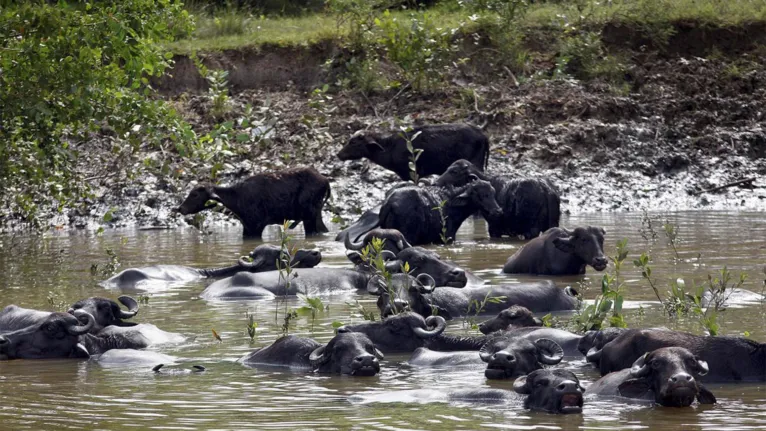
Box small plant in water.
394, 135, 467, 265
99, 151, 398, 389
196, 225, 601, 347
275, 220, 299, 333
346, 300, 377, 322
246, 311, 258, 342
296, 294, 325, 333
663, 219, 680, 260
90, 248, 121, 278
462, 288, 507, 331
400, 127, 423, 184
432, 199, 452, 245
360, 237, 405, 316
573, 239, 629, 331
46, 291, 68, 312
638, 209, 659, 244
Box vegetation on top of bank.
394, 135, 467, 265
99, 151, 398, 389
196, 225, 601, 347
169, 0, 766, 53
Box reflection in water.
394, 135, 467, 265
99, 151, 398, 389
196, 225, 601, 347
0, 212, 765, 430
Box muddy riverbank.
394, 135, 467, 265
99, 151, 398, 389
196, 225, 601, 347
28, 25, 766, 234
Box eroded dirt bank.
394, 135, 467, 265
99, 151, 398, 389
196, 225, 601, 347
46, 25, 766, 233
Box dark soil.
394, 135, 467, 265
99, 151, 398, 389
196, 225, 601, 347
39, 23, 766, 233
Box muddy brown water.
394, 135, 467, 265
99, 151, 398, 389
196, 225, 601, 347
1, 211, 765, 430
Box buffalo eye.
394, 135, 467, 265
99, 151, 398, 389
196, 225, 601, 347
651, 360, 662, 370
536, 379, 549, 387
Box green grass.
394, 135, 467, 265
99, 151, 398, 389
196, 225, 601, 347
168, 0, 766, 53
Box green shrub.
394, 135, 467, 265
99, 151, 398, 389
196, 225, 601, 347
0, 0, 194, 228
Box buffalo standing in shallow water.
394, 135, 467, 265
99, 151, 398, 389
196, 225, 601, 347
240, 333, 383, 376
102, 245, 322, 289
435, 159, 561, 239
177, 167, 330, 238
503, 226, 608, 275
350, 369, 584, 414
586, 347, 716, 407
338, 124, 489, 181
363, 180, 502, 246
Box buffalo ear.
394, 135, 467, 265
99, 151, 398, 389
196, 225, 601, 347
599, 227, 606, 236
696, 385, 717, 405
552, 237, 575, 253
512, 376, 532, 395
452, 190, 472, 206
365, 137, 386, 151
695, 359, 709, 376
71, 343, 90, 359
617, 378, 651, 399
309, 345, 330, 369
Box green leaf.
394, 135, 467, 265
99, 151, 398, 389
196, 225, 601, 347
102, 208, 115, 222
331, 321, 344, 329
295, 306, 313, 317
601, 275, 609, 294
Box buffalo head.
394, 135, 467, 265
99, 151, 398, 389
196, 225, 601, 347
579, 327, 629, 361
337, 313, 447, 353
68, 296, 139, 332
618, 347, 716, 407
552, 226, 608, 271
434, 159, 487, 187
309, 332, 384, 376
177, 185, 220, 215
478, 305, 543, 335
0, 310, 95, 360
238, 244, 322, 272
453, 179, 502, 220
513, 369, 585, 414
480, 336, 564, 380
337, 131, 388, 161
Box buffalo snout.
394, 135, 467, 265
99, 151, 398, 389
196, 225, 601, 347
592, 256, 608, 271
351, 354, 380, 376
336, 326, 350, 334
447, 268, 467, 287
485, 351, 517, 379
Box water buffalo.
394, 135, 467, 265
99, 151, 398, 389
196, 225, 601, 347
344, 228, 412, 254
373, 281, 579, 320
502, 226, 608, 275
378, 181, 502, 245
177, 167, 330, 238
337, 124, 489, 181
435, 160, 561, 239
477, 305, 543, 334
585, 347, 716, 407
0, 309, 95, 360
588, 328, 766, 382
578, 327, 629, 357
407, 348, 485, 366
239, 333, 383, 376
335, 313, 490, 353
102, 245, 322, 289
349, 369, 584, 414
80, 324, 186, 354
202, 246, 469, 300
480, 334, 564, 379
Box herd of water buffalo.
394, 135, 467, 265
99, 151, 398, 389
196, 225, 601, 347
1, 123, 762, 414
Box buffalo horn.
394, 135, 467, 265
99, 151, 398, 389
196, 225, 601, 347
535, 338, 564, 365
412, 315, 446, 339
117, 296, 139, 319
66, 310, 95, 335
630, 353, 651, 377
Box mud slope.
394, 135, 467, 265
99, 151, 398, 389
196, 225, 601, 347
56, 23, 766, 232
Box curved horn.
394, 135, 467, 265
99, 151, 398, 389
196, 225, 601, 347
238, 254, 267, 270
696, 359, 709, 376
379, 250, 396, 261
67, 310, 95, 335
479, 343, 493, 363
397, 236, 412, 251
384, 259, 404, 273
565, 286, 579, 297
513, 375, 532, 394
117, 296, 139, 319
535, 338, 564, 365
412, 315, 447, 339
309, 345, 330, 369
468, 174, 479, 182
373, 348, 385, 360
415, 274, 436, 293
630, 353, 651, 377
343, 231, 366, 251
586, 347, 603, 363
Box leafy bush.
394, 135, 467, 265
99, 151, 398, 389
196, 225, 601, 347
0, 0, 194, 228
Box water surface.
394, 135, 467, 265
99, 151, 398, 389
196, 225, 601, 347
1, 211, 765, 430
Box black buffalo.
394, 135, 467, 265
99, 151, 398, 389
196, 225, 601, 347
373, 281, 579, 320
0, 309, 95, 360
578, 327, 629, 358
102, 245, 322, 289
350, 369, 584, 414
435, 160, 560, 239
480, 334, 565, 380
336, 313, 492, 353
177, 167, 330, 238
344, 228, 412, 255
502, 226, 608, 275
477, 305, 543, 334
202, 246, 469, 300
361, 180, 502, 246
588, 328, 766, 382
239, 333, 383, 376
338, 124, 489, 181
585, 347, 716, 407
68, 296, 139, 332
